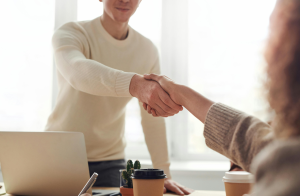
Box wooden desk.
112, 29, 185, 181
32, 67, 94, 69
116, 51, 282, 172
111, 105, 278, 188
0, 182, 225, 196
93, 187, 225, 196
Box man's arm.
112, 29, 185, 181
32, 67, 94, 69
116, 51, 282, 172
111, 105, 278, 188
53, 23, 182, 116
53, 23, 135, 97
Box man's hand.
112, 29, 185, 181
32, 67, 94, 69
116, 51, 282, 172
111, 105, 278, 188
142, 74, 182, 117
129, 74, 183, 117
144, 74, 214, 122
164, 178, 194, 195
144, 74, 181, 105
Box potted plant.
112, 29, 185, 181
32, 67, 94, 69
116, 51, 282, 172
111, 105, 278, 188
120, 160, 141, 196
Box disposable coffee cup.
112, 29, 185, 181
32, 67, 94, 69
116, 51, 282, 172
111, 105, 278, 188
223, 171, 253, 196
132, 169, 166, 196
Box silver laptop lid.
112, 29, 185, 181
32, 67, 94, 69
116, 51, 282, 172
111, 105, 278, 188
0, 131, 90, 196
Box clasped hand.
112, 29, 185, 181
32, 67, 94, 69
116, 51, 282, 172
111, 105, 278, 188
129, 74, 182, 117
136, 74, 180, 117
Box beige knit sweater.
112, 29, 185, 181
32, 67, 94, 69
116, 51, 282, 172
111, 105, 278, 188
46, 17, 171, 178
204, 103, 300, 196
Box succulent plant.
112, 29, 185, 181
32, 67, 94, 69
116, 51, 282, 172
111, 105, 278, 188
121, 160, 141, 188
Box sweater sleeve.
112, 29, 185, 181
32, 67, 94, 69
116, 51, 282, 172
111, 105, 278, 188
139, 56, 171, 178
251, 139, 300, 196
203, 103, 274, 172
52, 22, 136, 97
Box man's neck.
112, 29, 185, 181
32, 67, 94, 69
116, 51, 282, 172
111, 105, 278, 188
100, 12, 129, 40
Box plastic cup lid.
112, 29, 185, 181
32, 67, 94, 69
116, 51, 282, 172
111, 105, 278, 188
131, 169, 167, 179
223, 171, 254, 183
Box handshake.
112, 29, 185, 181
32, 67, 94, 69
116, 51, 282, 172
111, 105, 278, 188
129, 74, 183, 117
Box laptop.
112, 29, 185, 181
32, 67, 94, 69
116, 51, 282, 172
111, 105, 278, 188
0, 131, 91, 196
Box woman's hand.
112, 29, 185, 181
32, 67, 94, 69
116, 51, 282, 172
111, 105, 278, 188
130, 74, 183, 117
144, 74, 181, 105
143, 74, 182, 117
143, 74, 214, 122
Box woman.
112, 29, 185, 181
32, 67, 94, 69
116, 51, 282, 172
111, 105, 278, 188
143, 0, 300, 195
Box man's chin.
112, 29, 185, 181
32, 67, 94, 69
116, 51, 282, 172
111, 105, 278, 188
118, 19, 130, 23
113, 15, 131, 23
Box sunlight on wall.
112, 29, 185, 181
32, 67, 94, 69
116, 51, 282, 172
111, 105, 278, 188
187, 0, 277, 153
0, 0, 54, 131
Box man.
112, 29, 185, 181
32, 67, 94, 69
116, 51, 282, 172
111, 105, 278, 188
46, 0, 192, 195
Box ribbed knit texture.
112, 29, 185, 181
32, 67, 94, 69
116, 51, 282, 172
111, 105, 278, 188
204, 103, 241, 155
46, 17, 171, 178
204, 103, 300, 195
204, 103, 273, 171
115, 72, 136, 97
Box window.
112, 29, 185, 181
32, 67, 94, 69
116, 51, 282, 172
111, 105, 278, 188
1, 0, 277, 162
0, 0, 54, 131
77, 0, 276, 161
185, 0, 277, 159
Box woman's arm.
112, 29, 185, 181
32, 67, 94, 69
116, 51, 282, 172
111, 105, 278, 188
143, 74, 214, 123
173, 85, 214, 123
143, 74, 274, 171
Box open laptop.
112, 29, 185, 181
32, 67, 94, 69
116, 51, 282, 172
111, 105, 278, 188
0, 131, 118, 196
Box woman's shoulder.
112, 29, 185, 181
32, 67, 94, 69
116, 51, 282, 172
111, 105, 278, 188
251, 137, 300, 196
